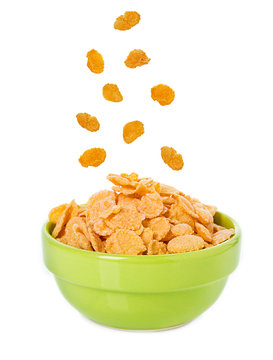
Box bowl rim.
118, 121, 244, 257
42, 211, 241, 261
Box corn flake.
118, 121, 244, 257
193, 203, 214, 225
195, 222, 212, 243
161, 146, 184, 171
141, 227, 154, 246
147, 217, 170, 241
48, 204, 68, 224
171, 223, 193, 237
105, 206, 144, 232
106, 229, 146, 255
52, 200, 78, 238
212, 228, 235, 245
151, 84, 175, 106
123, 121, 144, 144
93, 218, 113, 237
103, 83, 123, 102
117, 194, 140, 209
76, 113, 100, 132
86, 49, 104, 74
79, 148, 106, 168
147, 240, 167, 255
125, 49, 150, 68
87, 190, 116, 224
138, 192, 164, 219
114, 11, 141, 31
87, 226, 106, 252
167, 235, 205, 253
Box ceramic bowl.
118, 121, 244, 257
42, 212, 241, 330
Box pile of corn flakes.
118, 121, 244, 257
49, 173, 235, 255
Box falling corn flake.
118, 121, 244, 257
151, 84, 175, 106
78, 148, 106, 168
161, 146, 184, 171
124, 49, 150, 69
123, 121, 144, 144
76, 113, 100, 132
103, 83, 123, 102
114, 11, 141, 31
86, 49, 104, 74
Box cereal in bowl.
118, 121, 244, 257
48, 173, 235, 255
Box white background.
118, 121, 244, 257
1, 0, 272, 359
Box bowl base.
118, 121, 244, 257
82, 314, 195, 332
55, 276, 228, 331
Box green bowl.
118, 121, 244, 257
42, 212, 241, 330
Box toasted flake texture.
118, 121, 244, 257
103, 84, 123, 102
147, 240, 167, 255
117, 194, 140, 209
87, 190, 116, 224
75, 231, 93, 250
204, 241, 214, 248
112, 185, 137, 195
76, 113, 100, 132
93, 219, 113, 237
121, 173, 139, 182
87, 227, 105, 252
106, 229, 145, 255
125, 49, 150, 68
107, 174, 131, 186
213, 224, 227, 232
114, 11, 140, 31
171, 224, 193, 237
193, 203, 214, 225
48, 204, 68, 224
161, 146, 184, 171
167, 235, 205, 253
123, 121, 144, 144
138, 192, 164, 219
167, 202, 195, 228
141, 227, 154, 246
78, 205, 87, 218
212, 229, 235, 245
79, 148, 106, 168
162, 228, 175, 242
195, 222, 213, 242
160, 184, 179, 196
105, 206, 143, 232
174, 195, 197, 218
100, 205, 121, 219
147, 217, 170, 241
151, 84, 175, 106
62, 217, 92, 250
52, 200, 78, 238
206, 205, 217, 216
161, 196, 176, 205
86, 49, 104, 74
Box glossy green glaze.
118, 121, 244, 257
42, 212, 241, 330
